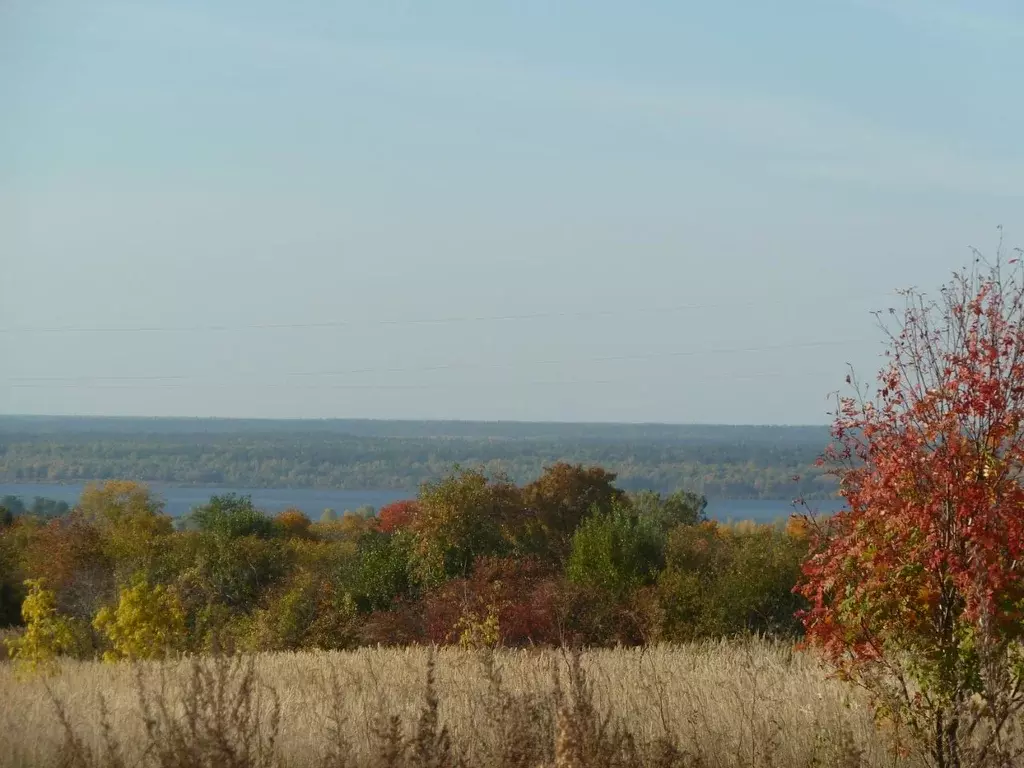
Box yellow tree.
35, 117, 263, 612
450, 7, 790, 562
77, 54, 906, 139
79, 481, 173, 581
93, 579, 187, 661
4, 579, 88, 676
274, 508, 312, 538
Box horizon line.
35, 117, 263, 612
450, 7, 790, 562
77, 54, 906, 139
0, 413, 832, 428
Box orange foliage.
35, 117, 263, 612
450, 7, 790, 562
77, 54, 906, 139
19, 515, 110, 616
274, 508, 312, 538
784, 515, 809, 540
377, 500, 419, 533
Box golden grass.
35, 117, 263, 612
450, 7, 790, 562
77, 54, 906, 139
0, 638, 907, 767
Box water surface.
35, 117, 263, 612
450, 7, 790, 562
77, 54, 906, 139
0, 482, 846, 522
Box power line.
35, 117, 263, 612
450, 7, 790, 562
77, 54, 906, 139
5, 369, 838, 391
0, 292, 898, 335
284, 338, 874, 379
5, 337, 877, 386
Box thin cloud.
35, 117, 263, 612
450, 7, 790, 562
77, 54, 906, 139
47, 1, 1024, 198
853, 0, 1024, 43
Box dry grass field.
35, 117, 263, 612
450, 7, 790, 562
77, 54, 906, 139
0, 639, 915, 768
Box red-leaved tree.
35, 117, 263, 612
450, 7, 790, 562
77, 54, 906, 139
798, 249, 1024, 767
376, 500, 419, 534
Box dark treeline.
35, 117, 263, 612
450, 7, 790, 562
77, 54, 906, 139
0, 417, 835, 499
0, 495, 70, 521
0, 416, 829, 441
1, 465, 809, 660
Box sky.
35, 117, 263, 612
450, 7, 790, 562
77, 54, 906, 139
1, 0, 1022, 424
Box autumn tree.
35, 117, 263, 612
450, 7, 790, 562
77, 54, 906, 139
78, 481, 173, 583
410, 468, 523, 585
93, 579, 187, 661
377, 500, 419, 534
274, 508, 312, 538
5, 579, 90, 675
798, 253, 1024, 767
78, 481, 164, 528
18, 514, 111, 619
519, 462, 625, 560
423, 556, 558, 646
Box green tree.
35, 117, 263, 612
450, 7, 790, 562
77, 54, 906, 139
355, 529, 415, 611
566, 503, 662, 599
655, 521, 805, 640
0, 521, 25, 625
630, 489, 707, 531
1, 496, 25, 516
320, 508, 338, 523
250, 570, 358, 651
188, 494, 274, 539
182, 532, 287, 612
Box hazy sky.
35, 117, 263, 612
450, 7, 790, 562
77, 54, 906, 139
2, 0, 1022, 424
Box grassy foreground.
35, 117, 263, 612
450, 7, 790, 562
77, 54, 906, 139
0, 638, 914, 768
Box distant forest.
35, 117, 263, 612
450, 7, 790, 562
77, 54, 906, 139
0, 417, 837, 499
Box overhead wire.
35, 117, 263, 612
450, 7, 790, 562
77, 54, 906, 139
5, 338, 878, 388
0, 291, 900, 335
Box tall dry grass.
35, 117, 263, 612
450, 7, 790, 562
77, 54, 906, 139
0, 638, 908, 767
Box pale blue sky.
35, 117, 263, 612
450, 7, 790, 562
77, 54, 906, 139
1, 0, 1022, 423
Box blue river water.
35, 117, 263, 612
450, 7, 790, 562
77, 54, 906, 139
0, 482, 846, 522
